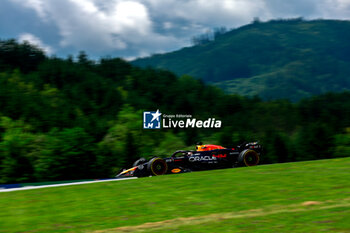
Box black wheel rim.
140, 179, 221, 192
245, 152, 259, 166
152, 159, 167, 175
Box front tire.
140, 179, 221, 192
238, 149, 260, 166
147, 157, 168, 176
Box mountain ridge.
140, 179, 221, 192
133, 19, 350, 101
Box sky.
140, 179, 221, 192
1, 0, 350, 60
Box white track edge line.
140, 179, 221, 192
0, 177, 138, 193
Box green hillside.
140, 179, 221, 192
1, 157, 350, 232
0, 39, 350, 184
133, 19, 350, 101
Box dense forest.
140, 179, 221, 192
0, 39, 349, 184
133, 19, 350, 101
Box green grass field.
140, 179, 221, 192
1, 158, 350, 233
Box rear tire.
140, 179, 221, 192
238, 149, 260, 166
147, 157, 168, 176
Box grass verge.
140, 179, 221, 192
1, 157, 349, 232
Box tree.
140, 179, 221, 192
0, 117, 36, 183
295, 123, 334, 161
0, 39, 46, 73
33, 128, 96, 181
333, 128, 350, 158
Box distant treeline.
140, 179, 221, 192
0, 40, 349, 183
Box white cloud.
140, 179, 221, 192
10, 0, 180, 57
21, 0, 47, 19
317, 0, 350, 18
18, 33, 53, 55
139, 0, 269, 28
8, 0, 350, 58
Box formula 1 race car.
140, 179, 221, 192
116, 142, 262, 178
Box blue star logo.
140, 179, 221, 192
143, 110, 162, 129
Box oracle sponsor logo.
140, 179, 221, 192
189, 156, 217, 162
